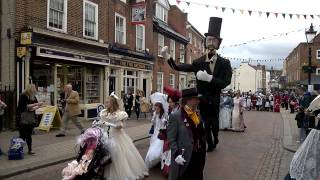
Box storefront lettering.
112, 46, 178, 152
118, 60, 146, 69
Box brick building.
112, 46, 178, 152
0, 0, 204, 127
186, 21, 205, 87
284, 33, 320, 89
152, 0, 189, 92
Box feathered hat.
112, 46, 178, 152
164, 86, 181, 103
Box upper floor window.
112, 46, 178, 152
179, 44, 185, 63
155, 0, 169, 23
158, 34, 164, 56
188, 33, 192, 44
169, 74, 175, 88
317, 49, 320, 59
136, 25, 145, 51
115, 13, 126, 44
120, 0, 126, 3
47, 0, 68, 32
83, 1, 98, 40
193, 37, 197, 47
170, 39, 175, 60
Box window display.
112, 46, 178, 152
86, 68, 100, 103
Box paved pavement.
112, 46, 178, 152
0, 113, 152, 179
280, 109, 299, 152
2, 110, 299, 180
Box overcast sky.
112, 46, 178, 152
168, 0, 320, 70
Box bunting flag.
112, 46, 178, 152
174, 0, 320, 20
224, 57, 287, 62
220, 25, 320, 49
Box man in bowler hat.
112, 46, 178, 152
162, 17, 232, 152
167, 87, 206, 180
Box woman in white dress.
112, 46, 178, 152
231, 90, 246, 132
145, 102, 167, 169
100, 93, 148, 180
219, 91, 234, 129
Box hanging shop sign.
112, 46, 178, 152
20, 32, 32, 45
131, 2, 146, 25
37, 47, 109, 65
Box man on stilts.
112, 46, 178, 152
162, 17, 232, 152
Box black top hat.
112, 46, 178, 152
182, 87, 198, 98
204, 17, 222, 38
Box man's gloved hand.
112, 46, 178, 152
196, 70, 213, 82
160, 46, 171, 60
175, 155, 186, 165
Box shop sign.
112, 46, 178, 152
20, 32, 32, 45
110, 59, 152, 70
37, 106, 61, 132
37, 47, 109, 65
131, 2, 146, 25
16, 47, 27, 58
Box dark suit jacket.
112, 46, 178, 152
167, 109, 206, 180
174, 55, 232, 100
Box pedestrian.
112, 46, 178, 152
289, 97, 297, 114
99, 93, 148, 179
167, 87, 206, 180
140, 91, 150, 119
56, 84, 84, 137
0, 98, 7, 132
135, 90, 141, 119
123, 90, 134, 118
145, 101, 167, 169
160, 86, 181, 176
231, 90, 246, 132
219, 90, 234, 130
270, 95, 274, 112
295, 107, 306, 143
17, 84, 43, 155
163, 17, 232, 152
264, 98, 270, 111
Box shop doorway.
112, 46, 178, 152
143, 79, 147, 97
109, 76, 116, 95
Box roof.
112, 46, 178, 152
153, 17, 189, 44
187, 21, 205, 39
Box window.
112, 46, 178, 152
158, 34, 164, 56
169, 74, 175, 88
188, 33, 192, 44
317, 49, 320, 59
170, 39, 175, 60
136, 25, 145, 50
179, 75, 186, 90
120, 0, 126, 3
179, 44, 185, 63
198, 40, 201, 50
115, 13, 126, 44
193, 37, 197, 47
157, 72, 163, 93
83, 1, 98, 39
189, 55, 192, 64
47, 0, 67, 32
155, 4, 168, 23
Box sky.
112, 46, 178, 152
168, 0, 320, 70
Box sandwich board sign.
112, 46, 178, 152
37, 106, 61, 132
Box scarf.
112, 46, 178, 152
184, 105, 200, 126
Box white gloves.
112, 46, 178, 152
196, 70, 213, 82
104, 122, 117, 128
175, 155, 186, 165
160, 46, 171, 60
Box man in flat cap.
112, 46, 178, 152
162, 17, 232, 152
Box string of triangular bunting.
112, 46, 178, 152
221, 25, 320, 48
176, 0, 320, 20
221, 56, 287, 62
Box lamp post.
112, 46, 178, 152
305, 23, 317, 89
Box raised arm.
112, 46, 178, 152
161, 46, 195, 73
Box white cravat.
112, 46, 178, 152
206, 54, 217, 73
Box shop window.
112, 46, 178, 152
136, 25, 145, 51
158, 34, 164, 56
47, 0, 67, 32
86, 67, 100, 103
169, 74, 175, 88
83, 1, 98, 40
157, 72, 163, 93
115, 13, 126, 44
123, 70, 137, 94
170, 39, 175, 60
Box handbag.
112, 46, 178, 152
20, 111, 36, 125
148, 125, 154, 135
158, 128, 167, 140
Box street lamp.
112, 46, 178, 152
305, 23, 317, 87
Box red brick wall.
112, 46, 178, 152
168, 5, 187, 37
